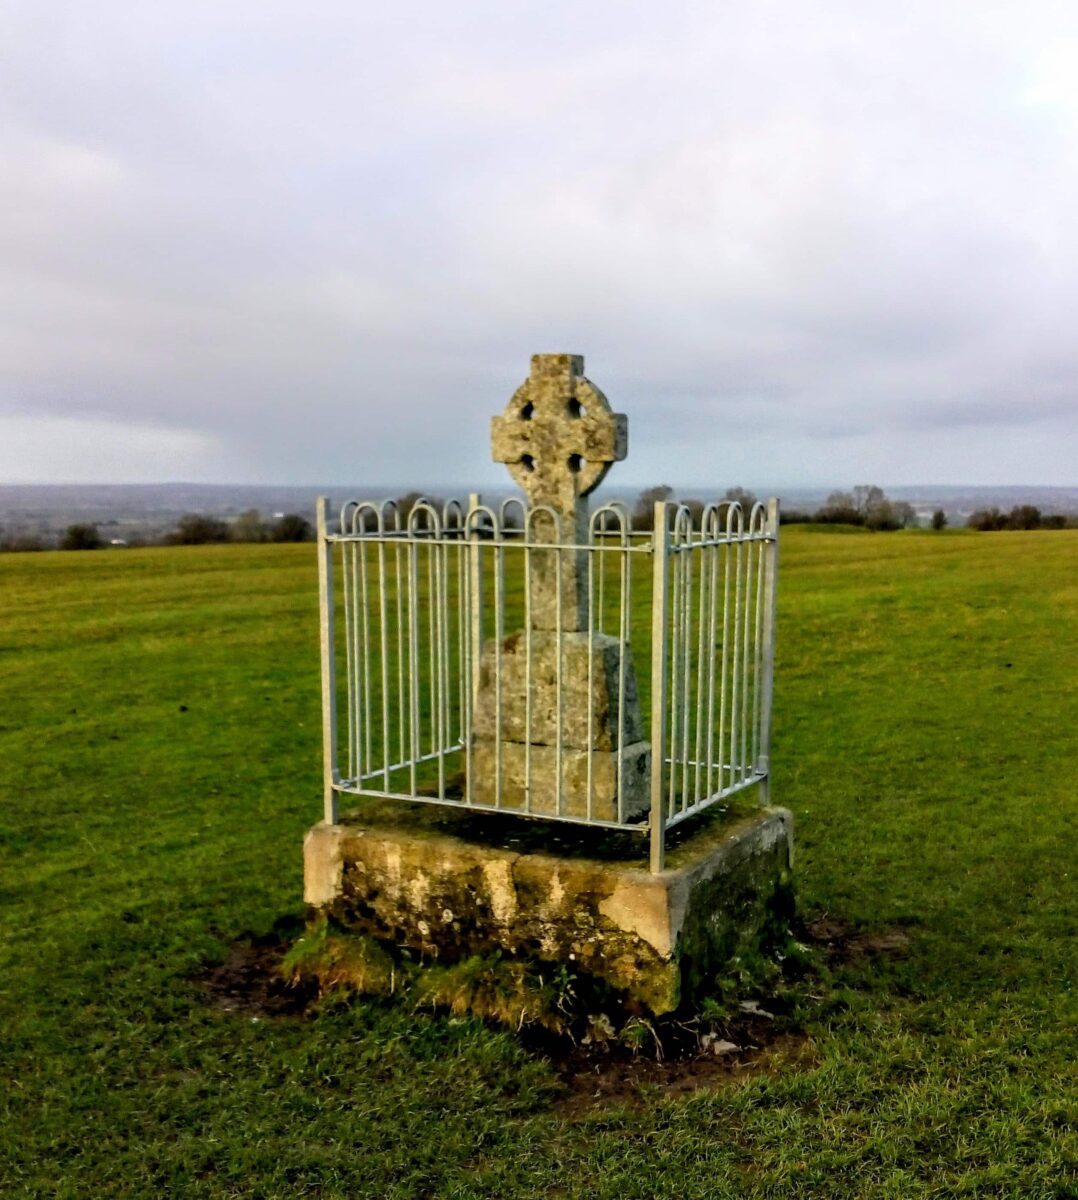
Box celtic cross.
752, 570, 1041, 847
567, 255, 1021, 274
491, 353, 627, 516
491, 354, 628, 631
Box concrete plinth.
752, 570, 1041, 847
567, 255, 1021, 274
304, 799, 793, 1016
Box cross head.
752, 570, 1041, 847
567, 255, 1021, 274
491, 354, 627, 519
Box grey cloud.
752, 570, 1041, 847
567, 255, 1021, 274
0, 0, 1076, 486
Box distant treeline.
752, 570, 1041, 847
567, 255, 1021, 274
0, 509, 314, 552
631, 485, 919, 531
964, 505, 1073, 531
4, 490, 1077, 553
629, 487, 1077, 533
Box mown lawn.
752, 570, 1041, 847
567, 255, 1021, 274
0, 529, 1075, 1198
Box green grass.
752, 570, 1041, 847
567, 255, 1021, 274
1, 531, 1076, 1198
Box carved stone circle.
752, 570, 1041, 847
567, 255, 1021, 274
491, 354, 627, 512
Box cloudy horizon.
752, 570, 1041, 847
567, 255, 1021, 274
2, 1, 1077, 489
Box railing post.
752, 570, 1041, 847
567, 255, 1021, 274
316, 497, 339, 825
649, 501, 669, 873
467, 493, 485, 718
757, 497, 780, 807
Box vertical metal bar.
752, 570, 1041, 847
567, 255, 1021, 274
717, 527, 733, 795
378, 537, 391, 789
617, 519, 629, 824
424, 537, 432, 753
430, 526, 443, 797
586, 526, 595, 822
408, 535, 420, 795
667, 537, 680, 818
554, 516, 564, 817
342, 528, 356, 782
461, 519, 473, 804
359, 535, 372, 772
316, 498, 339, 825
457, 520, 467, 748
758, 498, 780, 806
349, 530, 363, 784
596, 513, 605, 636
468, 493, 484, 708
494, 516, 504, 806
465, 495, 484, 807
693, 524, 708, 807
649, 501, 669, 873
740, 521, 756, 783
677, 524, 693, 814
355, 523, 367, 782
524, 515, 533, 813
441, 525, 448, 787
730, 521, 744, 787
750, 521, 766, 773
704, 521, 720, 799
395, 535, 406, 768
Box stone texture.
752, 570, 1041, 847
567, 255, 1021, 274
469, 738, 651, 821
304, 802, 794, 1015
472, 630, 645, 751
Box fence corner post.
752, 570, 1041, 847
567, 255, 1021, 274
316, 497, 339, 826
649, 501, 669, 873
757, 497, 780, 808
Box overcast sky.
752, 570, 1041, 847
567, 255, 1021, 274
2, 1, 1077, 489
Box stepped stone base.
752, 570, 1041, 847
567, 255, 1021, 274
304, 799, 794, 1016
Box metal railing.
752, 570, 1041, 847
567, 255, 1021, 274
317, 494, 779, 871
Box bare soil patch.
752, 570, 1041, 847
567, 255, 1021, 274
537, 1023, 812, 1116
803, 914, 912, 963
196, 927, 317, 1018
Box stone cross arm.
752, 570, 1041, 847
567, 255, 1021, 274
491, 354, 627, 511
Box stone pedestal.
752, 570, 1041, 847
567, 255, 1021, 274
303, 800, 794, 1017
469, 739, 651, 820
470, 629, 649, 820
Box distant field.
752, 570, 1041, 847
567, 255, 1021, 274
1, 530, 1075, 1198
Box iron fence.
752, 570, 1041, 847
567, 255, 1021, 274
317, 494, 779, 871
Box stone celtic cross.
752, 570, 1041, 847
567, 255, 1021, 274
471, 353, 649, 820
490, 354, 628, 633
491, 353, 627, 518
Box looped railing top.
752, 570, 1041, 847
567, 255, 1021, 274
590, 500, 631, 542
667, 499, 773, 548
406, 500, 443, 537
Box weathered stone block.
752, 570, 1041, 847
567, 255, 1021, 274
472, 630, 644, 751
303, 802, 794, 1016
469, 738, 650, 821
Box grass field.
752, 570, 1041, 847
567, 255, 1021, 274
1, 528, 1075, 1198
